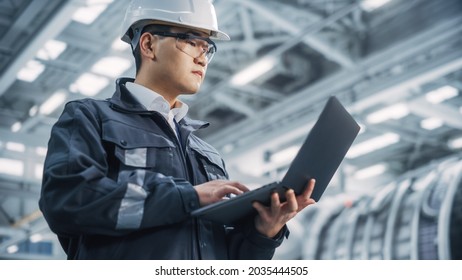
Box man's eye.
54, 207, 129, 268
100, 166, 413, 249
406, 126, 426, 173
186, 40, 197, 47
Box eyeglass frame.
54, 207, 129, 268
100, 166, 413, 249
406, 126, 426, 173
149, 31, 217, 63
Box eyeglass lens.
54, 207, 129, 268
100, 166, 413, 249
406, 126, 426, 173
176, 37, 215, 62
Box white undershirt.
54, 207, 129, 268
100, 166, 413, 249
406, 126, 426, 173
125, 82, 189, 137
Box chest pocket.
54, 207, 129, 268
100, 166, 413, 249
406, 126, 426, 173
189, 139, 228, 181
102, 120, 175, 175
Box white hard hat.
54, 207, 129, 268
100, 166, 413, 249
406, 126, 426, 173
121, 0, 230, 49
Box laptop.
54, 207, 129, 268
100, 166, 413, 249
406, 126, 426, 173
191, 96, 360, 225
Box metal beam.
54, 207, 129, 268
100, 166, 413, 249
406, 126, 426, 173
408, 98, 462, 130
216, 35, 290, 52
0, 1, 80, 97
239, 6, 255, 43
0, 1, 50, 49
0, 186, 40, 200
194, 3, 358, 113
240, 85, 284, 101
0, 219, 48, 254
19, 115, 57, 134
232, 0, 356, 68
57, 24, 106, 53
349, 16, 462, 112
0, 226, 24, 237
212, 91, 255, 117
205, 18, 462, 160
0, 128, 49, 147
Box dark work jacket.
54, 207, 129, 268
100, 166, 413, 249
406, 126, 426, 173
39, 78, 286, 259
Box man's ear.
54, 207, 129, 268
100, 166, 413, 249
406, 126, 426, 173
138, 33, 156, 60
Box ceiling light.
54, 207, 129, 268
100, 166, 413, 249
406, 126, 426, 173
36, 39, 67, 60
6, 142, 25, 152
0, 158, 24, 177
30, 233, 43, 243
16, 60, 45, 82
425, 85, 458, 104
420, 117, 443, 130
91, 56, 132, 78
361, 0, 392, 12
36, 147, 48, 156
72, 0, 114, 25
7, 245, 19, 254
11, 122, 22, 133
347, 133, 400, 158
271, 145, 300, 165
39, 91, 67, 115
71, 73, 109, 96
35, 164, 44, 180
366, 103, 410, 124
354, 163, 387, 180
112, 39, 130, 51
230, 57, 276, 86
448, 135, 462, 150
29, 105, 39, 117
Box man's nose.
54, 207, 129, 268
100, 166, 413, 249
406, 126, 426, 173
194, 52, 208, 67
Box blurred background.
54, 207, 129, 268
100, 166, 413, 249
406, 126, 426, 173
0, 0, 461, 259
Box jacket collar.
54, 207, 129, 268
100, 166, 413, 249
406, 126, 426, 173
109, 78, 209, 131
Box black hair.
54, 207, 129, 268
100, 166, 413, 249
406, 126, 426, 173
132, 24, 171, 75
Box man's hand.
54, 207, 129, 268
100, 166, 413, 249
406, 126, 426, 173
194, 180, 249, 206
252, 179, 316, 238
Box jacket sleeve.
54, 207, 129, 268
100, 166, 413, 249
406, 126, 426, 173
39, 100, 200, 237
226, 219, 289, 259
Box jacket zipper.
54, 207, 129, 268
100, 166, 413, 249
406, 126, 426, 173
150, 113, 201, 259
111, 103, 201, 259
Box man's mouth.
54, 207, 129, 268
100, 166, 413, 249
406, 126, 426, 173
192, 71, 203, 78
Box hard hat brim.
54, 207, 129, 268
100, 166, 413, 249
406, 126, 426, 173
122, 19, 230, 44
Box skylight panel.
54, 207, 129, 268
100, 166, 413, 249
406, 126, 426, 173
39, 91, 67, 115
91, 56, 132, 78
347, 133, 400, 159
425, 85, 459, 104
36, 39, 67, 60
0, 158, 24, 177
70, 73, 109, 96
16, 60, 45, 82
72, 0, 114, 25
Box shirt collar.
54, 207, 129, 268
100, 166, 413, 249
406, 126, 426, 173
125, 82, 189, 122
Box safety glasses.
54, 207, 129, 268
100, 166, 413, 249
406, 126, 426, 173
151, 31, 217, 63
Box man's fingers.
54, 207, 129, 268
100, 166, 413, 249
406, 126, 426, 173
285, 189, 298, 212
270, 192, 281, 214
227, 181, 250, 193
194, 180, 251, 206
296, 179, 317, 211
252, 201, 268, 219
302, 178, 316, 198
213, 181, 250, 198
217, 185, 244, 198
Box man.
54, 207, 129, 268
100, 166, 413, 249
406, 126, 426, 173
39, 0, 316, 259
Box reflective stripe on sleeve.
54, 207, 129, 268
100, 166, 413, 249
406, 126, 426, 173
116, 170, 147, 229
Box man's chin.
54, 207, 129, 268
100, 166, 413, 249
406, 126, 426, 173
180, 91, 194, 94
181, 88, 200, 95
